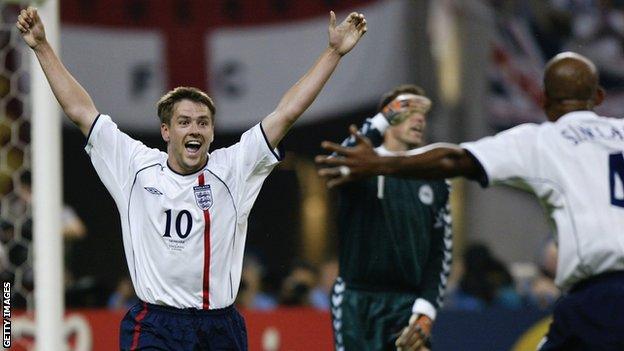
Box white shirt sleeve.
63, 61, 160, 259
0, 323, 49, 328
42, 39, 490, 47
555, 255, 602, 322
412, 298, 438, 320
209, 123, 282, 216
84, 114, 156, 203
460, 123, 541, 187
369, 113, 390, 134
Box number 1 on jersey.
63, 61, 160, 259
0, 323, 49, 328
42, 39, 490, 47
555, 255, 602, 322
610, 152, 624, 208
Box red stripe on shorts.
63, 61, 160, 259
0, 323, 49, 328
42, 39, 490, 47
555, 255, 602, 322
198, 173, 211, 309
130, 302, 148, 350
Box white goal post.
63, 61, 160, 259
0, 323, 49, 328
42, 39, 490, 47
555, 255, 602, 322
29, 0, 64, 350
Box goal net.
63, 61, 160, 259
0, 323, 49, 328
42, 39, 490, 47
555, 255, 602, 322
0, 2, 35, 311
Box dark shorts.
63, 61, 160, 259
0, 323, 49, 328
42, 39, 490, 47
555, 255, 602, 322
330, 277, 418, 351
119, 301, 248, 351
539, 271, 624, 351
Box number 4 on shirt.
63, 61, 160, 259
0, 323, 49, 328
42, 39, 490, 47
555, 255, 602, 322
610, 152, 624, 208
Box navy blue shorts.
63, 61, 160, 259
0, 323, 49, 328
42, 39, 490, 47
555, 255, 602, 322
539, 271, 624, 351
119, 301, 248, 350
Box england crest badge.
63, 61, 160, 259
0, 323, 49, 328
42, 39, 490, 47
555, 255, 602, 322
194, 184, 213, 210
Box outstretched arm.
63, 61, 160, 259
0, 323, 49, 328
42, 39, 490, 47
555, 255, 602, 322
261, 11, 367, 148
316, 126, 482, 188
17, 7, 98, 136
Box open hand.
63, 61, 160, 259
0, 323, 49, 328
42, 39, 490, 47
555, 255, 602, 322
315, 125, 381, 188
16, 7, 47, 49
328, 11, 367, 56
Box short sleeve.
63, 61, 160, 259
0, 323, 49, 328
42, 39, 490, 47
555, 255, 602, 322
461, 123, 540, 187
226, 122, 282, 175
84, 114, 156, 203
209, 123, 283, 214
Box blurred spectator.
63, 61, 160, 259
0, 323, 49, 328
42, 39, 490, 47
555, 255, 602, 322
17, 171, 87, 241
236, 255, 277, 311
107, 277, 139, 310
0, 171, 96, 308
527, 238, 560, 310
18, 171, 87, 289
446, 243, 522, 310
278, 260, 318, 307
527, 0, 573, 58
562, 0, 624, 88
309, 257, 338, 310
64, 275, 106, 307
487, 0, 546, 129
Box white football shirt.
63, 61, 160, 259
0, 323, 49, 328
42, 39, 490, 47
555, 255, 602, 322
462, 111, 624, 291
85, 114, 281, 309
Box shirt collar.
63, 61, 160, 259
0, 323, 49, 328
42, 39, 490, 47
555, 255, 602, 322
165, 157, 209, 177
376, 144, 429, 156
556, 110, 599, 123
376, 145, 414, 156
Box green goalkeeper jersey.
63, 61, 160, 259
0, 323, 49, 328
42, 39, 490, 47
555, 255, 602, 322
336, 114, 453, 310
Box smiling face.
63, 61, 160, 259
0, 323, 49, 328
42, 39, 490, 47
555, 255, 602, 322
161, 99, 214, 174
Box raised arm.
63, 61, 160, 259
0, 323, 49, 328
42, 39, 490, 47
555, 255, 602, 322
16, 7, 98, 136
316, 126, 483, 188
261, 11, 367, 148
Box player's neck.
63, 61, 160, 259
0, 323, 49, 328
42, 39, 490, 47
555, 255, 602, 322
166, 158, 208, 176
382, 140, 416, 152
548, 103, 594, 122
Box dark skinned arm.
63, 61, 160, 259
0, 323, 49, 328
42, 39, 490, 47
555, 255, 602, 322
316, 126, 484, 188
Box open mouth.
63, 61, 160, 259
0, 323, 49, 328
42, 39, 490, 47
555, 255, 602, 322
185, 140, 202, 155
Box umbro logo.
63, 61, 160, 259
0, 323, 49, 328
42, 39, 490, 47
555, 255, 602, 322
144, 187, 163, 195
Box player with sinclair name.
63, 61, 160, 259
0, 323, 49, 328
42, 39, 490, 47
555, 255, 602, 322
17, 6, 366, 350
317, 52, 624, 350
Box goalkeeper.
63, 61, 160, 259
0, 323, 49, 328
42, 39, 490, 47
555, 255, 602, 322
330, 85, 452, 351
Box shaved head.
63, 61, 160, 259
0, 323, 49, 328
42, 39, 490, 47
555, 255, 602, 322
543, 52, 603, 121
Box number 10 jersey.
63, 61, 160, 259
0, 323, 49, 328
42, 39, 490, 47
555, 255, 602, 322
85, 115, 281, 309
